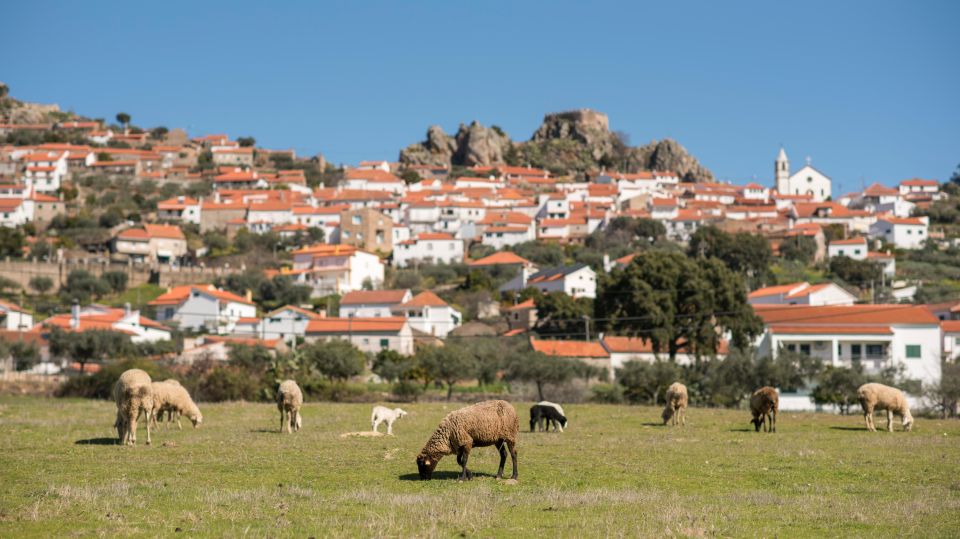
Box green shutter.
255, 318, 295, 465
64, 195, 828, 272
906, 345, 921, 359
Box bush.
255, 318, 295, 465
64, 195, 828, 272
590, 383, 625, 404
391, 380, 424, 402
56, 359, 173, 399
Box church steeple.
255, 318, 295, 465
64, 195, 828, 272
775, 146, 790, 193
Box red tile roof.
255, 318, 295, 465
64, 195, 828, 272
830, 237, 867, 246
148, 285, 253, 306
396, 291, 448, 308
306, 317, 408, 333
467, 251, 532, 267
341, 289, 410, 305
755, 304, 939, 326
531, 338, 609, 358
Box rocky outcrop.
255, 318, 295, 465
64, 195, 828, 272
0, 84, 62, 124
631, 139, 714, 183
399, 108, 715, 182
400, 122, 509, 167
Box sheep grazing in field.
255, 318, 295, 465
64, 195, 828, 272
371, 406, 407, 435
857, 383, 913, 432
151, 380, 202, 430
529, 402, 567, 432
277, 380, 303, 434
112, 369, 154, 446
661, 382, 688, 426
750, 386, 779, 433
416, 400, 519, 481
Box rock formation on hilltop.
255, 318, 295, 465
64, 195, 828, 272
399, 108, 714, 182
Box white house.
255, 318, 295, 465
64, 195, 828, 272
392, 233, 464, 268
113, 224, 188, 264
22, 151, 68, 193
390, 290, 462, 338
288, 244, 385, 296
305, 316, 414, 355
898, 179, 940, 197
500, 263, 597, 299
260, 305, 321, 345
827, 237, 868, 260
775, 148, 832, 202
340, 289, 412, 318
869, 217, 928, 250
943, 321, 960, 360
149, 284, 257, 334
157, 196, 202, 225
42, 304, 171, 343
0, 197, 29, 227
748, 282, 857, 307
755, 304, 942, 410
601, 335, 729, 374
0, 300, 33, 331
342, 169, 406, 195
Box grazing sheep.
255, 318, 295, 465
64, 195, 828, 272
537, 401, 568, 431
155, 381, 202, 430
112, 369, 154, 446
662, 382, 688, 426
750, 386, 779, 433
416, 400, 519, 481
858, 383, 913, 432
371, 406, 407, 435
529, 404, 567, 432
276, 380, 303, 434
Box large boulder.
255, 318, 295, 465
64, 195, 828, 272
631, 139, 715, 183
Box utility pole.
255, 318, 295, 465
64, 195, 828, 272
583, 315, 591, 341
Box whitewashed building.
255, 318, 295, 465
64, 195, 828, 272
392, 233, 464, 268
149, 284, 257, 334
390, 290, 462, 338
869, 217, 929, 250
775, 148, 832, 202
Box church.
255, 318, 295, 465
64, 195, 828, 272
775, 147, 832, 202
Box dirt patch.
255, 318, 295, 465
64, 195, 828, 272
339, 431, 386, 439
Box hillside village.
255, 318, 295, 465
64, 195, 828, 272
1, 84, 959, 412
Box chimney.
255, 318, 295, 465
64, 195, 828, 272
603, 254, 611, 273
71, 301, 80, 329
317, 309, 327, 319
244, 289, 253, 302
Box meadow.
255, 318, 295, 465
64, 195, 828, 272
1, 397, 958, 538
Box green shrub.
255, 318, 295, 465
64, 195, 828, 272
56, 359, 173, 399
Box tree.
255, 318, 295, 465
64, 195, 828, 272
597, 251, 763, 361
0, 228, 25, 258
29, 239, 53, 260
62, 269, 110, 303
811, 365, 866, 415
150, 126, 169, 140
530, 290, 593, 338
48, 328, 132, 373
116, 112, 131, 134
0, 275, 19, 293
779, 235, 818, 264
829, 256, 881, 288
616, 359, 682, 405
10, 341, 40, 371
927, 359, 960, 418
0, 83, 8, 99
228, 344, 273, 373
510, 241, 565, 267
301, 339, 364, 382
503, 350, 577, 401
237, 136, 256, 148
416, 344, 476, 400
372, 349, 416, 382
688, 226, 773, 287
28, 275, 54, 295
100, 271, 129, 294
400, 170, 422, 184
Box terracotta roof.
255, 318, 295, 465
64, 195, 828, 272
878, 217, 925, 226
505, 299, 536, 311
306, 317, 408, 333
602, 335, 729, 355
340, 289, 410, 305
749, 283, 808, 299
265, 305, 322, 319
863, 183, 899, 197
292, 244, 361, 257
755, 304, 939, 326
531, 338, 609, 358
204, 336, 282, 348
148, 284, 253, 306
396, 291, 448, 308
900, 179, 938, 187
942, 321, 960, 333
467, 251, 532, 267
769, 325, 893, 335
344, 169, 401, 182
143, 224, 185, 239
830, 237, 867, 246
416, 233, 455, 241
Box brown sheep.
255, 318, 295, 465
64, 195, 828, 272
416, 400, 519, 481
857, 383, 913, 432
750, 386, 778, 433
662, 382, 688, 426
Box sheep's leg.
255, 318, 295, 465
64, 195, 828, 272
176, 411, 182, 430
386, 419, 393, 436
507, 440, 518, 480
496, 442, 507, 479
863, 409, 873, 431
680, 408, 686, 427
457, 447, 472, 481
886, 410, 894, 432
144, 406, 152, 446
372, 417, 380, 433
280, 408, 287, 433
771, 410, 776, 433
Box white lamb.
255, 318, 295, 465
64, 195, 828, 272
371, 405, 407, 435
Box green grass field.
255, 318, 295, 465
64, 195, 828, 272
1, 397, 958, 537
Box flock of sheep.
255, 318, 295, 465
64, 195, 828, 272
111, 370, 914, 481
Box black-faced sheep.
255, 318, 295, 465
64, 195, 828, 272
662, 382, 688, 426
529, 403, 567, 432
857, 382, 913, 432
416, 400, 518, 481
277, 380, 303, 434
750, 386, 779, 433
371, 406, 407, 435
112, 368, 154, 446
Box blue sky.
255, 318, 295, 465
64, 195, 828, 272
3, 1, 958, 190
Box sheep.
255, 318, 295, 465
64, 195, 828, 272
750, 386, 779, 433
152, 380, 202, 430
529, 404, 567, 432
857, 382, 913, 432
661, 382, 688, 426
535, 401, 568, 431
371, 405, 407, 435
112, 369, 154, 446
416, 400, 519, 481
276, 380, 303, 434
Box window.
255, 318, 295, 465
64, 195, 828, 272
362, 338, 370, 345
854, 249, 861, 255
379, 339, 389, 349
807, 177, 813, 183
352, 215, 361, 225
799, 344, 811, 356
851, 344, 861, 359
786, 344, 796, 353
866, 344, 884, 358
906, 345, 921, 359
